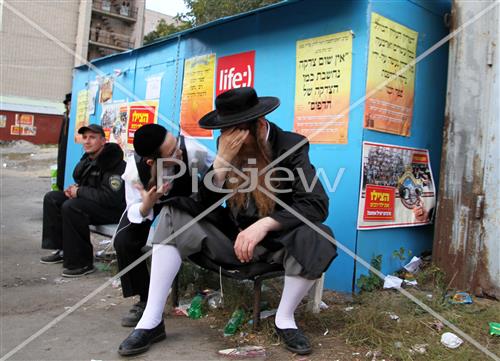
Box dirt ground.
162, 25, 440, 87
1, 142, 498, 361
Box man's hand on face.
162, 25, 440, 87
234, 217, 282, 263
136, 182, 171, 217
214, 128, 249, 168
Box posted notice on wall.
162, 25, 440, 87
357, 142, 435, 230
145, 73, 163, 100
74, 89, 89, 143
127, 100, 158, 147
294, 31, 353, 144
364, 13, 418, 136
101, 101, 128, 151
180, 54, 215, 138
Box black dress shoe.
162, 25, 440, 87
61, 265, 95, 278
121, 301, 146, 327
275, 325, 312, 355
118, 320, 166, 356
40, 250, 63, 264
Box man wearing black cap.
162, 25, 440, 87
114, 123, 213, 327
118, 87, 337, 356
41, 124, 126, 277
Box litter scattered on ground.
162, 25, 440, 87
319, 301, 329, 310
449, 291, 473, 304
223, 308, 245, 336
95, 262, 111, 272
403, 256, 423, 273
111, 278, 121, 289
217, 345, 266, 358
365, 350, 381, 360
259, 309, 277, 319
383, 275, 417, 289
489, 322, 500, 336
430, 320, 445, 331
54, 277, 69, 284
323, 328, 329, 336
206, 290, 223, 309
394, 341, 403, 349
98, 239, 112, 246
410, 343, 428, 354
388, 313, 400, 321
383, 275, 403, 289
172, 302, 190, 317
344, 306, 355, 312
440, 332, 464, 349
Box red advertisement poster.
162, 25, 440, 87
363, 185, 396, 221
127, 101, 158, 146
216, 50, 255, 96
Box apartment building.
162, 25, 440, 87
0, 0, 145, 106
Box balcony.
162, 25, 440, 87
89, 28, 133, 52
92, 0, 137, 23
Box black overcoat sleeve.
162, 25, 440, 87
269, 141, 329, 230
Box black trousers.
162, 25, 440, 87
113, 214, 153, 299
42, 191, 122, 269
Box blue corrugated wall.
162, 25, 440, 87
65, 0, 450, 292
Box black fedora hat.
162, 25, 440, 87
63, 93, 72, 105
198, 87, 280, 129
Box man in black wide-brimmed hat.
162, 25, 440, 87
118, 87, 337, 357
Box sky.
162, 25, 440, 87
146, 0, 189, 16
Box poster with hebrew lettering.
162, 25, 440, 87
294, 31, 353, 144
364, 13, 418, 136
74, 89, 89, 143
357, 142, 436, 230
127, 100, 158, 148
180, 54, 215, 138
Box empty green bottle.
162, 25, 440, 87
223, 308, 245, 336
187, 295, 204, 319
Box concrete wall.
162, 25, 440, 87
0, 0, 79, 101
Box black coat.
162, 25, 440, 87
169, 122, 337, 278
73, 143, 126, 210
56, 114, 69, 190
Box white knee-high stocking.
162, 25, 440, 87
275, 276, 315, 329
135, 244, 182, 330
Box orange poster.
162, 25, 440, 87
180, 54, 215, 138
294, 31, 353, 144
15, 114, 34, 126
364, 13, 418, 136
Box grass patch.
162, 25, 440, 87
176, 262, 499, 360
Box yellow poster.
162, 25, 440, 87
180, 54, 215, 138
74, 89, 89, 143
364, 13, 418, 136
294, 31, 353, 144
